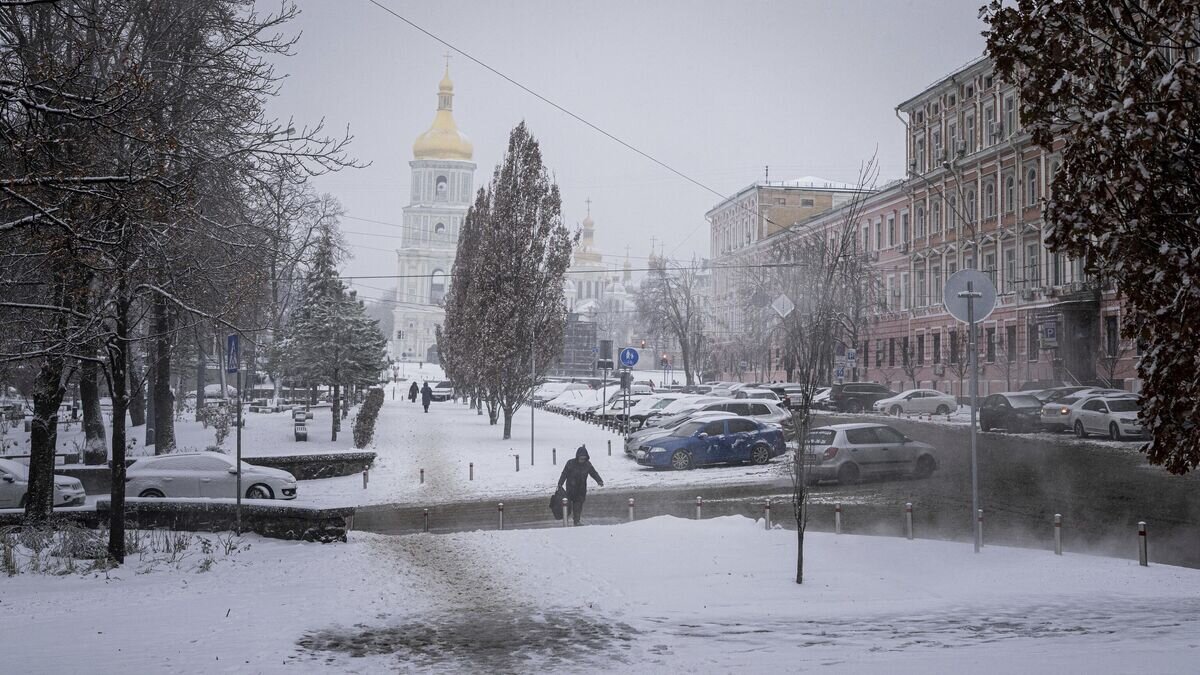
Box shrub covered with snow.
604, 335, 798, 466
352, 387, 385, 449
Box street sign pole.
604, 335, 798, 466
227, 334, 242, 535
962, 282, 982, 554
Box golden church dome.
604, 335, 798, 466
413, 65, 473, 161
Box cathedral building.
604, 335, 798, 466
392, 65, 475, 363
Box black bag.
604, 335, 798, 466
550, 487, 566, 520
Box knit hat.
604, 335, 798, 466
576, 446, 589, 460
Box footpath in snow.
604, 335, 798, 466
2, 515, 1197, 673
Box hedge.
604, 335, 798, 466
352, 387, 385, 449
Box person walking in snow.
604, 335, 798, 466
557, 446, 604, 525
408, 381, 419, 403
420, 381, 433, 413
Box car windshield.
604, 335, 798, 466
1008, 395, 1042, 407
804, 429, 836, 446
437, 381, 451, 387
1057, 396, 1081, 407
0, 458, 28, 479
1107, 399, 1139, 412
672, 421, 707, 437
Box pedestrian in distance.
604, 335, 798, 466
421, 381, 433, 413
409, 381, 419, 403
557, 446, 604, 525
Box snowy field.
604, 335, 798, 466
2, 515, 1196, 673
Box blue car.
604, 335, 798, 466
634, 416, 786, 470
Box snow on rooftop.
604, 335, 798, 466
773, 175, 859, 190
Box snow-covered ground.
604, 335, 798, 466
296, 380, 789, 507
2, 515, 1196, 673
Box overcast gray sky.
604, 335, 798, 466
265, 1, 987, 301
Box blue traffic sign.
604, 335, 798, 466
619, 347, 639, 367
226, 334, 240, 374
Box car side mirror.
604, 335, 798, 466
228, 467, 239, 474
697, 432, 709, 439
1, 473, 13, 483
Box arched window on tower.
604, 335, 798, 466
434, 222, 446, 240
430, 269, 446, 305
435, 175, 448, 201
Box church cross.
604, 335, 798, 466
585, 197, 592, 216
443, 51, 452, 68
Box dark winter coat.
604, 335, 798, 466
420, 384, 433, 405
408, 382, 419, 401
557, 457, 603, 500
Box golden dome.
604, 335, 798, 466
413, 65, 473, 161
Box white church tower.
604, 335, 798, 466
393, 63, 475, 363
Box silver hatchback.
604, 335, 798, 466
802, 423, 937, 485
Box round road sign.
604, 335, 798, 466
619, 347, 639, 368
943, 269, 997, 324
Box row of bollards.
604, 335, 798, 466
412, 497, 1153, 565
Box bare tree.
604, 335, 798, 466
635, 257, 710, 386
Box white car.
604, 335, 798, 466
1067, 395, 1144, 441
429, 381, 455, 402
0, 458, 86, 508
872, 389, 957, 416
533, 381, 589, 403
592, 394, 651, 418
733, 388, 781, 401
126, 452, 297, 500
1039, 388, 1128, 431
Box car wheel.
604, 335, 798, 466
889, 405, 903, 417
1074, 421, 1088, 439
935, 404, 951, 415
1109, 423, 1123, 441
246, 484, 273, 500
914, 455, 936, 479
837, 462, 860, 485
847, 400, 864, 414
139, 489, 165, 498
980, 416, 991, 432
18, 494, 26, 508
670, 450, 693, 471
750, 444, 771, 465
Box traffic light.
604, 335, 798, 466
660, 354, 669, 368
640, 340, 646, 349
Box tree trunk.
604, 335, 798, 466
502, 406, 513, 439
25, 354, 66, 522
107, 294, 131, 564
80, 358, 107, 464
331, 382, 340, 441
153, 294, 175, 453
795, 524, 805, 584
195, 326, 207, 420
127, 345, 146, 427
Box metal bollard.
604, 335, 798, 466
553, 448, 557, 465
608, 440, 612, 456
1054, 513, 1062, 555
628, 497, 635, 522
469, 462, 474, 481
978, 509, 985, 548
562, 497, 569, 527
362, 468, 369, 489
498, 502, 505, 530
420, 468, 424, 484
1138, 521, 1148, 566
695, 495, 703, 520
764, 498, 772, 530
531, 446, 535, 467
423, 508, 429, 532
905, 502, 913, 540
835, 502, 842, 534
513, 453, 520, 472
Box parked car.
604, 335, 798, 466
1031, 385, 1092, 403
634, 416, 786, 470
626, 394, 688, 427
533, 381, 589, 403
1068, 395, 1145, 440
811, 387, 833, 409
827, 382, 896, 413
592, 394, 651, 419
733, 388, 781, 402
872, 389, 957, 416
978, 392, 1045, 432
801, 423, 937, 485
126, 452, 297, 500
642, 395, 719, 426
624, 411, 734, 455
0, 458, 86, 508
429, 381, 455, 402
1038, 388, 1130, 431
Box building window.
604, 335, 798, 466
1027, 167, 1038, 205
947, 195, 957, 229
1105, 315, 1120, 357
1004, 247, 1017, 293
985, 252, 997, 288
888, 216, 896, 247
933, 333, 942, 364
875, 221, 882, 250
932, 202, 942, 233
1005, 174, 1016, 213
775, 197, 786, 205
435, 175, 449, 200
862, 225, 869, 253
1028, 321, 1039, 361
1004, 94, 1016, 135
917, 334, 925, 365
986, 327, 996, 362
901, 213, 910, 243
1026, 242, 1041, 287
902, 336, 910, 366
1007, 325, 1018, 362
984, 105, 996, 145
931, 265, 942, 306
916, 137, 926, 172
434, 222, 446, 236
916, 268, 927, 307
965, 189, 976, 225
801, 198, 815, 207
902, 272, 911, 309
949, 329, 959, 364
876, 339, 884, 367
916, 206, 926, 238
984, 181, 996, 217
1052, 252, 1064, 285
965, 114, 976, 152
430, 269, 447, 305
889, 337, 896, 367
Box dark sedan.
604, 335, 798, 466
633, 416, 786, 470
979, 392, 1044, 432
